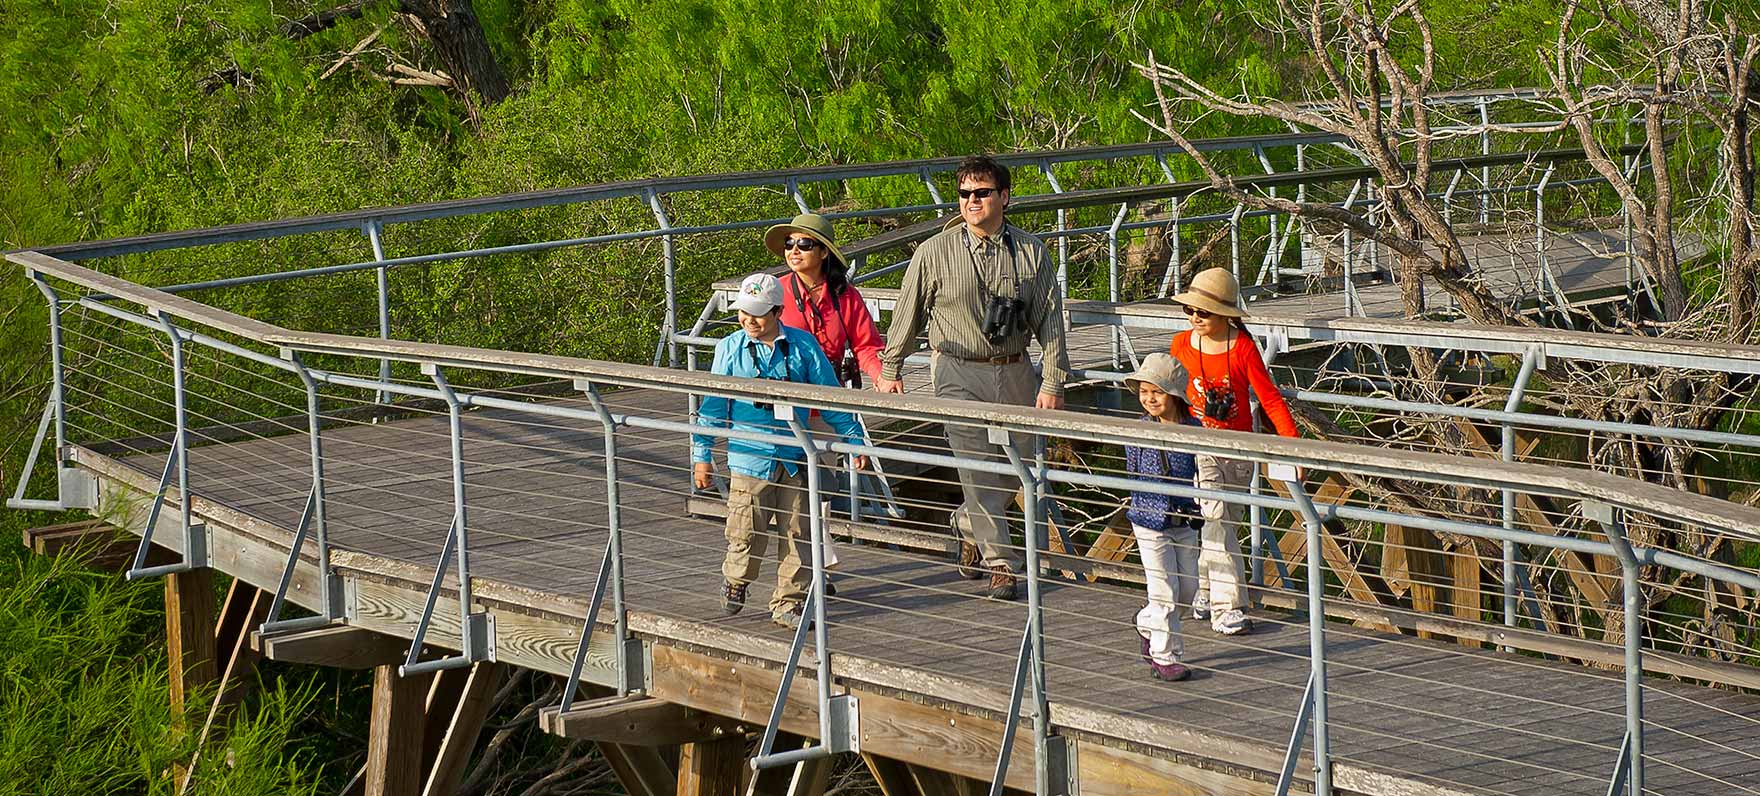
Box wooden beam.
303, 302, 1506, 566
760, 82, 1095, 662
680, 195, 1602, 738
166, 568, 219, 713
365, 664, 428, 796
421, 662, 506, 796
539, 693, 745, 745
863, 754, 923, 796
678, 735, 745, 796
254, 625, 408, 669
24, 519, 174, 571
596, 743, 675, 796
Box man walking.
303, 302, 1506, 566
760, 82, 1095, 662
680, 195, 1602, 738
875, 155, 1071, 600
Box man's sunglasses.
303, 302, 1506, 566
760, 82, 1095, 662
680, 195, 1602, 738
781, 238, 822, 252
1182, 306, 1214, 320
957, 187, 1001, 200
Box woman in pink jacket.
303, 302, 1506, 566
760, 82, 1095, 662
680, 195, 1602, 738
764, 213, 885, 387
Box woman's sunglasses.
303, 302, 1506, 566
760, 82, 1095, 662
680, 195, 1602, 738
782, 238, 822, 252
1182, 306, 1214, 320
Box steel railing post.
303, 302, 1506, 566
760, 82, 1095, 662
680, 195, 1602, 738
10, 270, 90, 512
1501, 347, 1541, 635
126, 313, 209, 579
402, 364, 495, 675
583, 382, 636, 695
1157, 198, 1184, 299
919, 167, 944, 205
1590, 502, 1644, 796
1284, 477, 1332, 795
996, 431, 1057, 796
752, 407, 859, 770
261, 353, 343, 631
1228, 204, 1245, 283
1479, 97, 1492, 225
1107, 202, 1128, 368
30, 273, 67, 471
365, 219, 391, 405
1041, 162, 1069, 298
647, 189, 679, 368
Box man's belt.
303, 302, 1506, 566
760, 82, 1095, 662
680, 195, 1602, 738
935, 350, 1023, 365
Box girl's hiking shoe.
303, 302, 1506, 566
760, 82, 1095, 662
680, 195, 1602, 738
986, 565, 1018, 600
1148, 660, 1191, 682
1212, 609, 1252, 636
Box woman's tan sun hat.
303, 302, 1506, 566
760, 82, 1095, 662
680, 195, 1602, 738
1124, 352, 1191, 398
764, 213, 846, 266
1172, 267, 1248, 318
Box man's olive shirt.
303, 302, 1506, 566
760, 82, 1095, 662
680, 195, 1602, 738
878, 220, 1071, 397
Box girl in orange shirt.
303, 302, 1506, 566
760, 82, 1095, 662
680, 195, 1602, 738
1168, 268, 1299, 635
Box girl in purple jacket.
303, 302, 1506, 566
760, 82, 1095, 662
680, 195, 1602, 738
1122, 353, 1204, 682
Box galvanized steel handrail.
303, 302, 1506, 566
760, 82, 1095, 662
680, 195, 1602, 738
14, 249, 1760, 547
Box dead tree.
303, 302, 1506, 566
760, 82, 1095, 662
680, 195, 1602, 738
1131, 0, 1527, 328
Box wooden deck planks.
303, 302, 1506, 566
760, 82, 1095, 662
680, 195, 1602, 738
121, 386, 1760, 796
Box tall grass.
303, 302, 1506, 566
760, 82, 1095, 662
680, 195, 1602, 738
0, 532, 324, 796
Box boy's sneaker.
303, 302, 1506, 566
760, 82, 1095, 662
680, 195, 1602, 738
722, 581, 747, 616
1212, 609, 1252, 636
1148, 660, 1192, 682
1190, 592, 1211, 622
773, 604, 809, 629
956, 541, 984, 579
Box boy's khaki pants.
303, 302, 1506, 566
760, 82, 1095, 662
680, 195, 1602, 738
723, 467, 813, 618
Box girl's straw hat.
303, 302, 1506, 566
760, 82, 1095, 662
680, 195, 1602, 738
1172, 268, 1247, 318
1124, 353, 1191, 398
764, 213, 846, 266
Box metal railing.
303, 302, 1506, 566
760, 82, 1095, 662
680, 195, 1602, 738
11, 249, 1760, 796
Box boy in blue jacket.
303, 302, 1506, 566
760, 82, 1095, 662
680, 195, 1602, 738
1122, 353, 1204, 681
692, 273, 868, 628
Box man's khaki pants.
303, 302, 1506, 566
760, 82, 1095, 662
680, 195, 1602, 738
932, 353, 1033, 573
723, 467, 813, 618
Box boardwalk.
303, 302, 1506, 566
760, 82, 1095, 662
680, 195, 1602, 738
85, 389, 1760, 796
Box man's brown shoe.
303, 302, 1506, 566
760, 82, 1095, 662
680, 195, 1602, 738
986, 565, 1018, 600
956, 541, 984, 580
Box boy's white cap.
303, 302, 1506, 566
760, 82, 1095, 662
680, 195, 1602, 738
732, 272, 783, 315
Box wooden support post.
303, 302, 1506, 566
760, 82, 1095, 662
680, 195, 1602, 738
677, 735, 745, 796
166, 569, 219, 714
863, 754, 923, 796
1450, 543, 1484, 648
179, 581, 272, 793
421, 662, 505, 796
1385, 525, 1449, 641
365, 664, 429, 796
597, 743, 675, 796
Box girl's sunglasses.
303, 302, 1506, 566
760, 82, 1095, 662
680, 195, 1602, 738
1183, 306, 1214, 320
782, 238, 822, 252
